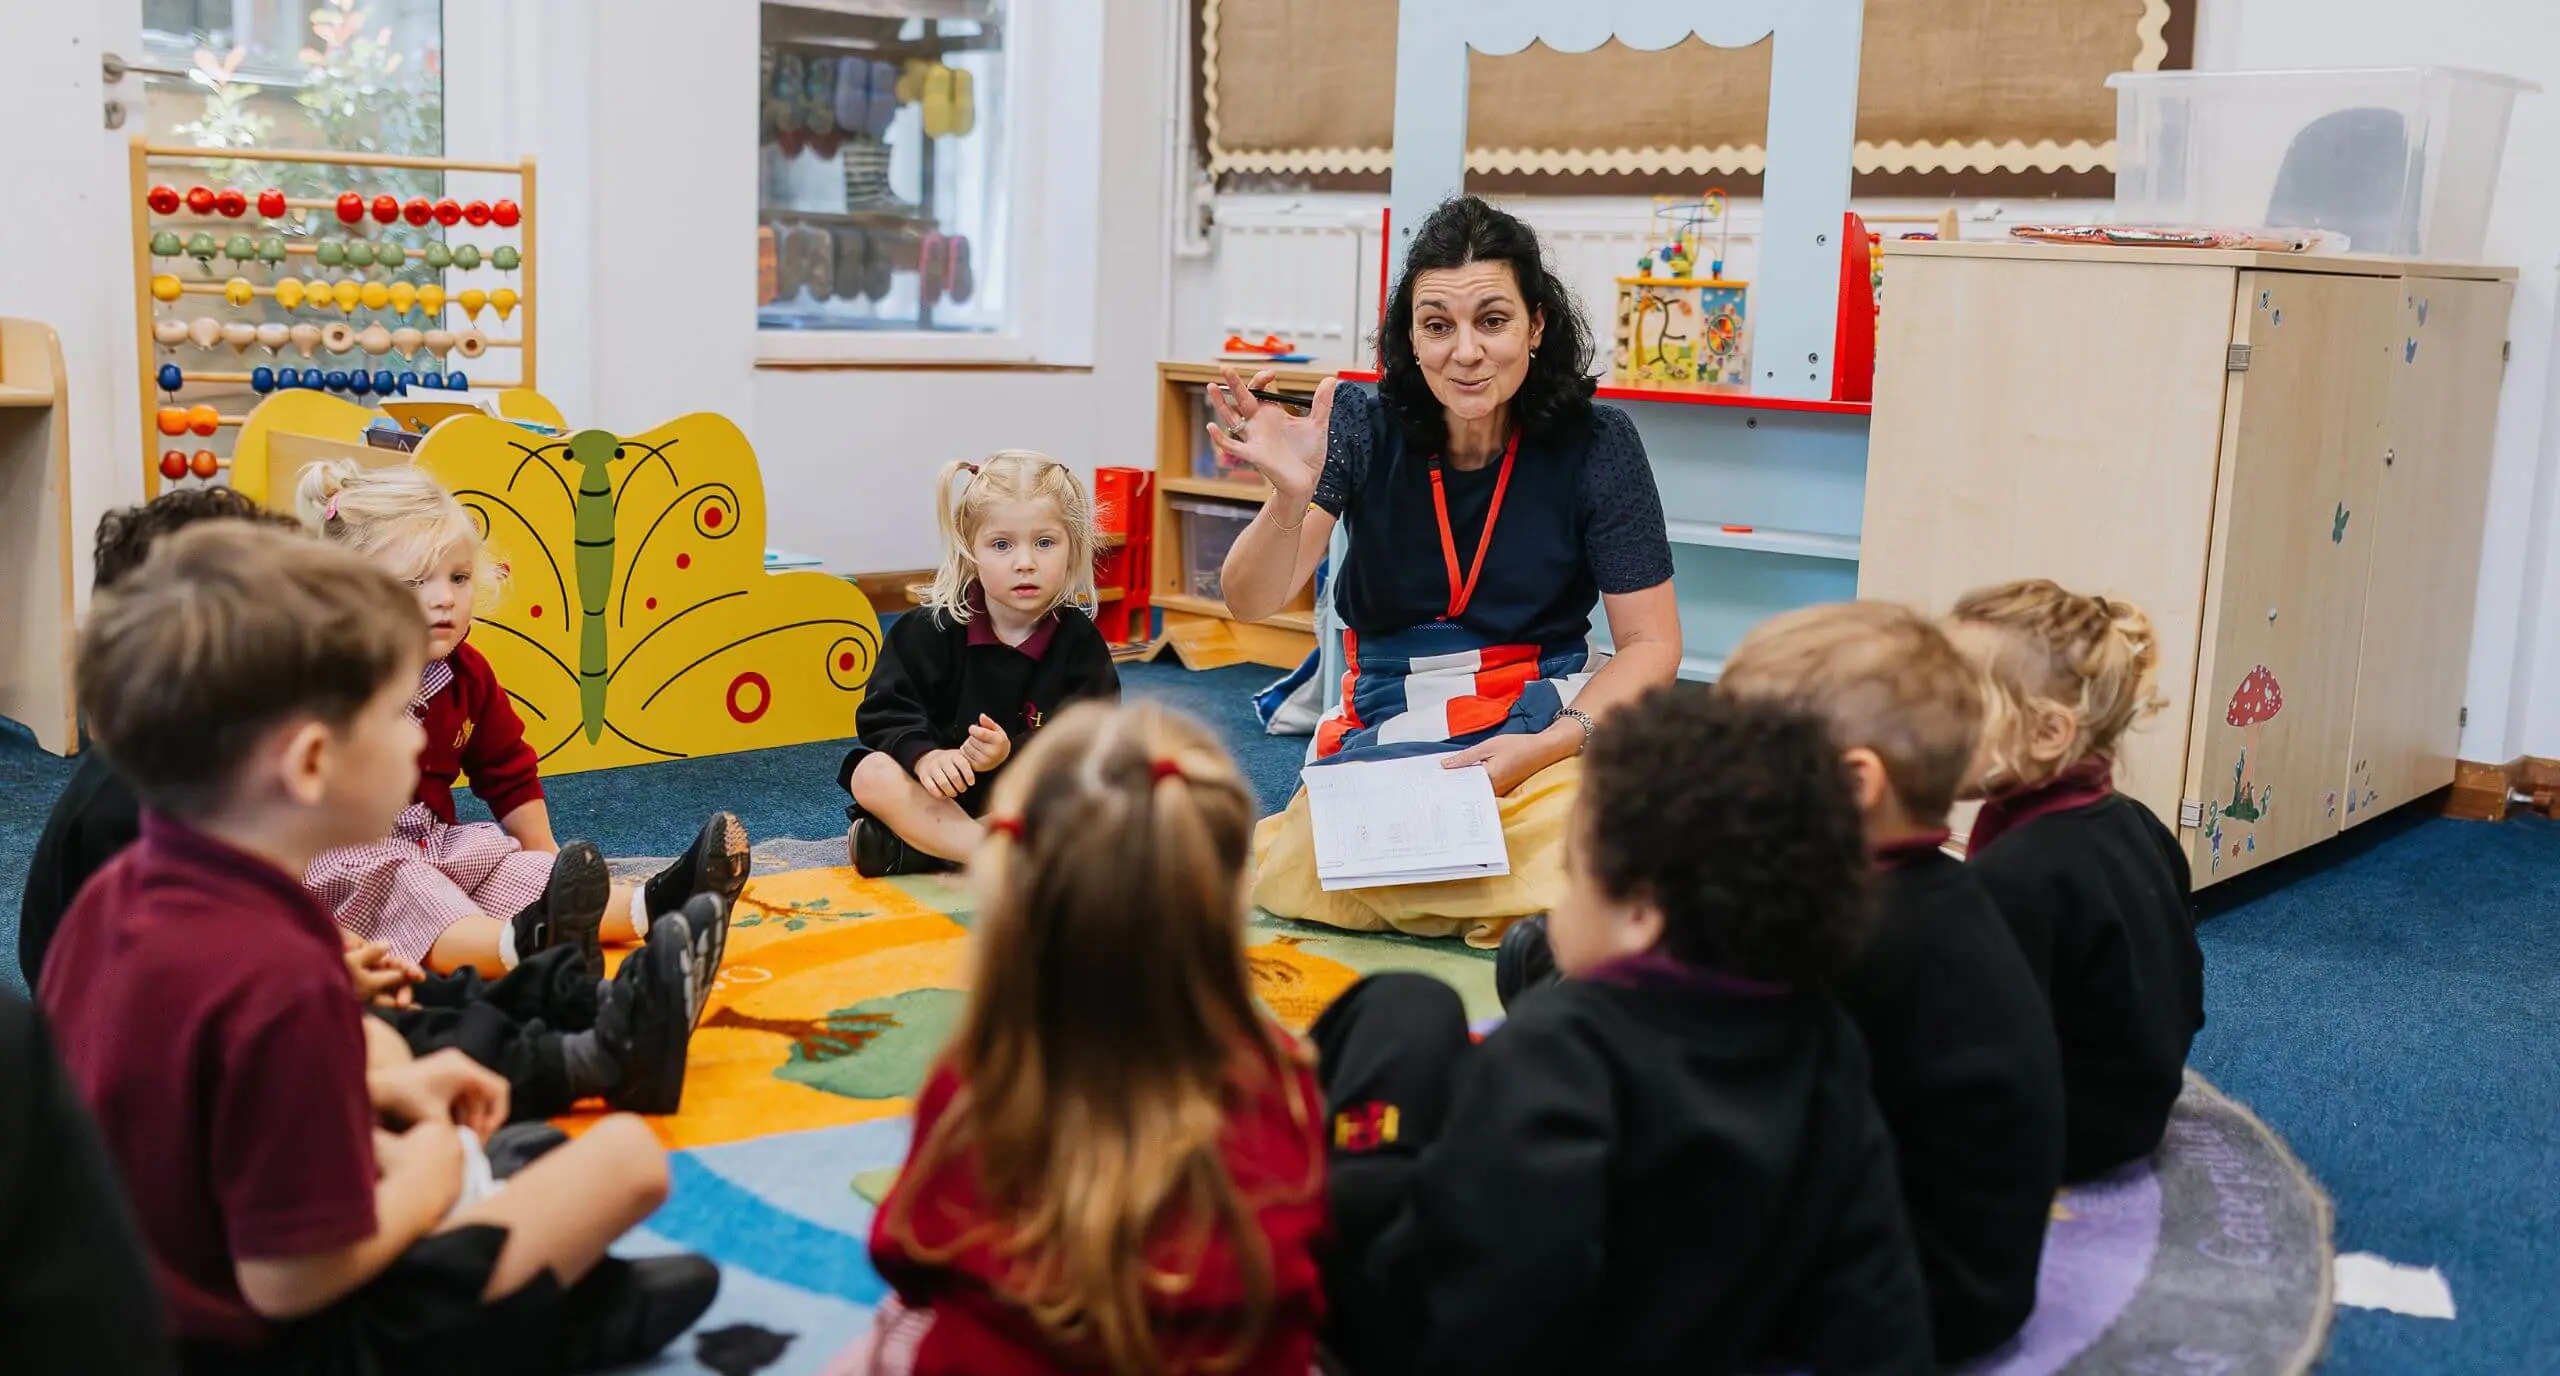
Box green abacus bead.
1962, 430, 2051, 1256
453, 244, 482, 270
316, 241, 346, 268
150, 230, 183, 258
186, 231, 218, 260
258, 237, 287, 265
345, 240, 377, 268
424, 242, 453, 270
225, 233, 256, 262
375, 241, 407, 268
492, 245, 520, 272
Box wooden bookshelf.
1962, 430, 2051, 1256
0, 319, 75, 753
1149, 361, 1328, 668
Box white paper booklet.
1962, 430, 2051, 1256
1303, 754, 1511, 891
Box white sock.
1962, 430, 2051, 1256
496, 921, 522, 970
628, 884, 651, 939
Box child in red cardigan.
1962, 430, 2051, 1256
854, 702, 1328, 1376
296, 461, 751, 982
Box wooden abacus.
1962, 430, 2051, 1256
129, 137, 538, 496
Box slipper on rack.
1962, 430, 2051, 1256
922, 63, 954, 138
834, 57, 867, 135
808, 126, 841, 160
833, 229, 868, 303
804, 226, 837, 302
868, 59, 901, 139
775, 51, 805, 104
917, 231, 947, 308
896, 59, 927, 105
866, 236, 894, 301
948, 68, 975, 138
804, 56, 836, 136
756, 225, 779, 307
945, 235, 974, 304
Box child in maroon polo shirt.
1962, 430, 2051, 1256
42, 523, 718, 1374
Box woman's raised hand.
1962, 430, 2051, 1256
1204, 366, 1335, 512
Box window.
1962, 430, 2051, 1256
757, 1, 1011, 339
143, 0, 444, 199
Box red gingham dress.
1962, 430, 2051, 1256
302, 659, 553, 963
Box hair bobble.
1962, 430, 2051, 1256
323, 494, 339, 522
1149, 758, 1185, 785
986, 815, 1027, 843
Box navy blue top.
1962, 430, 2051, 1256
1312, 388, 1673, 645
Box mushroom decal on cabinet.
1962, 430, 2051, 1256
2223, 664, 2284, 823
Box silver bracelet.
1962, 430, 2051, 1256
1555, 706, 1598, 751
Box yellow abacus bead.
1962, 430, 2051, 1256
273, 278, 305, 310
459, 288, 487, 321
417, 284, 446, 316
491, 288, 519, 322
332, 280, 362, 313
150, 274, 183, 302
360, 281, 391, 311
388, 282, 417, 314
308, 278, 335, 308
224, 277, 255, 307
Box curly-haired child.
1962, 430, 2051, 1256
1948, 578, 2206, 1180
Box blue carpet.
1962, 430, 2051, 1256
6, 671, 2557, 1372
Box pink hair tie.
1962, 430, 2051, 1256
323, 494, 339, 521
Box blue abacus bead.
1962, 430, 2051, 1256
372, 369, 396, 395
325, 369, 350, 392
398, 370, 420, 390
278, 367, 300, 388
157, 363, 183, 393
446, 370, 467, 391
422, 372, 445, 390
349, 372, 373, 396
250, 366, 274, 394
302, 372, 324, 390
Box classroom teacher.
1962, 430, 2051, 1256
1208, 195, 1682, 946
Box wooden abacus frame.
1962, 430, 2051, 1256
129, 137, 538, 496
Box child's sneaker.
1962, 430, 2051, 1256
555, 1254, 722, 1370
644, 811, 752, 917
672, 892, 732, 1026
593, 913, 696, 1114
1495, 912, 1558, 1011
511, 841, 610, 981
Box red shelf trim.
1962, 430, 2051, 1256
1330, 370, 1871, 417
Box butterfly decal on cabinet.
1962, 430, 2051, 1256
415, 411, 880, 774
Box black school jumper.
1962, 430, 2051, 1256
1845, 835, 2066, 1361
1968, 760, 2206, 1181
1315, 969, 1932, 1376
838, 593, 1120, 817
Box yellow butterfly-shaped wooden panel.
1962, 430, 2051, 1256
415, 411, 879, 774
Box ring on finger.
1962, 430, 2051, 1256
1224, 418, 1247, 442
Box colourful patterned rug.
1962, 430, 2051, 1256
603, 843, 2330, 1376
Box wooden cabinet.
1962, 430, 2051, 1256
1860, 241, 2512, 886
1149, 361, 1327, 669
0, 318, 74, 755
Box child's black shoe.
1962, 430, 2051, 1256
672, 892, 732, 1026
1495, 913, 1559, 1011
556, 1253, 722, 1372
645, 812, 751, 917
849, 814, 952, 878
511, 842, 611, 982
594, 914, 695, 1115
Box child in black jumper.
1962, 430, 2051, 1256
1315, 688, 1931, 1375
1721, 601, 2065, 1362
1948, 579, 2205, 1181
841, 451, 1120, 876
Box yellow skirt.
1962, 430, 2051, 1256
1249, 757, 1581, 948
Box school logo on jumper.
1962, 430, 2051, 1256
1023, 703, 1043, 730
1333, 1101, 1400, 1151
455, 718, 475, 752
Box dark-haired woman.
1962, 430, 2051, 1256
1209, 196, 1680, 945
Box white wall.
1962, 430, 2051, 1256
2196, 0, 2560, 761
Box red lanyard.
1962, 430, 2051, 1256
1427, 431, 1519, 621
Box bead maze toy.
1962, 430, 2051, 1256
1610, 192, 1751, 390
129, 137, 537, 496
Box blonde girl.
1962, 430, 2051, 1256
295, 460, 751, 989
839, 451, 1120, 877
1945, 578, 2204, 1180
860, 701, 1328, 1376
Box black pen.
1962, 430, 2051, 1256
1217, 383, 1311, 413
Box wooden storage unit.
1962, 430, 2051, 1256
0, 318, 76, 754
1860, 240, 2513, 886
1151, 361, 1329, 668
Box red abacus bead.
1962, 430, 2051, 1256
147, 185, 182, 215
190, 449, 221, 479
184, 185, 216, 215
214, 188, 247, 218
403, 197, 433, 226
257, 188, 287, 218
159, 450, 188, 480
433, 198, 463, 226
187, 404, 220, 437
491, 199, 521, 229
336, 191, 366, 224
462, 200, 492, 226
371, 194, 400, 224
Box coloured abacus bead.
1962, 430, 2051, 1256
391, 327, 423, 355
148, 185, 182, 215
316, 241, 347, 268
215, 188, 247, 218
419, 372, 443, 390
278, 367, 301, 387
446, 370, 467, 390
492, 200, 521, 228
336, 192, 366, 224
418, 284, 446, 315
150, 230, 182, 258
325, 369, 350, 391
463, 200, 492, 226
184, 186, 216, 215
222, 323, 257, 354
224, 277, 256, 307
370, 194, 400, 224
376, 242, 407, 268
389, 283, 417, 314
454, 330, 487, 359
156, 408, 188, 436
225, 234, 256, 263
256, 323, 289, 352
357, 323, 392, 354
493, 246, 521, 272
149, 275, 182, 302
453, 245, 482, 270
403, 198, 433, 226
424, 243, 453, 270
257, 237, 287, 265
186, 232, 218, 263
424, 329, 455, 356
153, 320, 190, 347
360, 282, 391, 311
289, 323, 321, 357
188, 317, 223, 350
187, 404, 220, 436
349, 371, 373, 396
321, 322, 357, 354
433, 198, 462, 226
160, 449, 188, 480
344, 240, 376, 268
190, 449, 221, 479
372, 369, 396, 394
491, 288, 519, 322
459, 290, 487, 320
251, 366, 275, 394
157, 363, 183, 392
257, 188, 287, 218
273, 279, 305, 310
398, 370, 420, 389
332, 281, 362, 312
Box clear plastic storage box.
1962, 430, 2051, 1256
2109, 67, 2535, 259
1171, 495, 1258, 603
